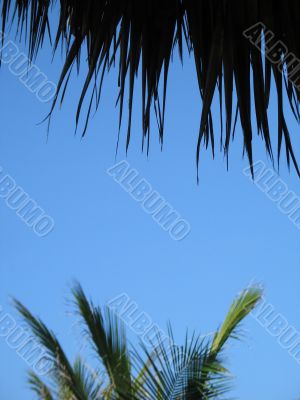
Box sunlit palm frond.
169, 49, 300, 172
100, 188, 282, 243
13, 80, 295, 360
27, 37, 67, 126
131, 286, 262, 400
194, 286, 263, 399
210, 286, 263, 356
3, 1, 300, 175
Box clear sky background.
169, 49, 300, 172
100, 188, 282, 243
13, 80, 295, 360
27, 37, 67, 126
0, 14, 300, 400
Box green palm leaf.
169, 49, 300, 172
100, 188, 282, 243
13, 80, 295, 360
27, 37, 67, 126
14, 284, 262, 400
210, 286, 262, 355
72, 284, 132, 398
28, 371, 54, 400
13, 299, 90, 400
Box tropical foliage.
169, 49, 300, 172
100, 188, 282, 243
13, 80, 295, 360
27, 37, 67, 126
2, 1, 300, 176
14, 284, 262, 399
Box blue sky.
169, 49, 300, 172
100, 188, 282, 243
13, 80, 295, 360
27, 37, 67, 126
0, 18, 300, 400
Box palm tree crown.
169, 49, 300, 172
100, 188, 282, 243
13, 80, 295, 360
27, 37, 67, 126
13, 284, 262, 399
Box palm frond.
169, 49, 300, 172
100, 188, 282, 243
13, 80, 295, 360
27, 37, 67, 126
130, 327, 231, 400
131, 285, 262, 400
13, 299, 90, 400
210, 285, 263, 355
28, 357, 105, 400
72, 284, 132, 397
70, 357, 105, 400
15, 284, 262, 400
28, 371, 54, 400
3, 1, 300, 175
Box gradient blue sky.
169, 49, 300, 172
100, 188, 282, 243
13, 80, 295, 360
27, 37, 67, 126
1, 16, 300, 400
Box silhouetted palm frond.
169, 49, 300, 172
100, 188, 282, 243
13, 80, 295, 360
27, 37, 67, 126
2, 1, 300, 175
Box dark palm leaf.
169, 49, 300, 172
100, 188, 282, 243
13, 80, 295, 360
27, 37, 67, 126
2, 1, 300, 175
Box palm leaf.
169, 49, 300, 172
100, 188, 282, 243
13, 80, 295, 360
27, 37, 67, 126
15, 284, 262, 400
71, 284, 132, 398
210, 285, 262, 355
130, 328, 230, 400
3, 1, 300, 175
13, 299, 90, 400
71, 357, 105, 400
28, 371, 54, 400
